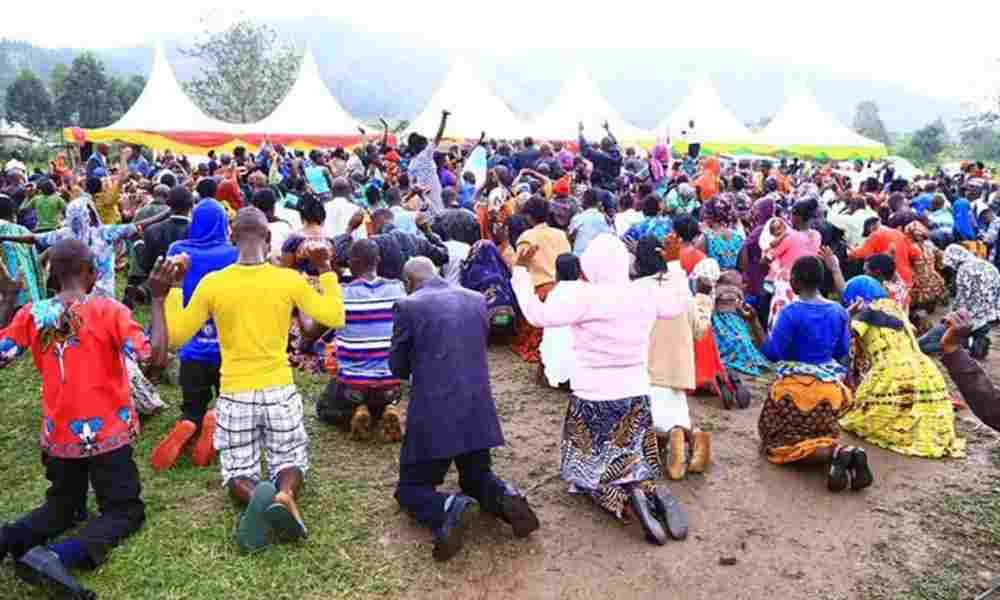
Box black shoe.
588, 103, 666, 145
650, 484, 689, 541
971, 336, 991, 360
849, 448, 874, 491
432, 495, 475, 562
500, 492, 540, 539
15, 547, 96, 599
828, 447, 852, 493
628, 486, 666, 546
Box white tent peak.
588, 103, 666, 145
248, 47, 362, 136
659, 79, 752, 143
759, 85, 883, 149
407, 57, 525, 140
108, 43, 236, 132
531, 65, 649, 141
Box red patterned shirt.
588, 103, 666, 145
0, 297, 147, 458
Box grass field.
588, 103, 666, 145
1, 295, 999, 599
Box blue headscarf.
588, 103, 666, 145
842, 275, 887, 306
952, 197, 978, 241
167, 198, 239, 364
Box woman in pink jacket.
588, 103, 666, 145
512, 233, 690, 546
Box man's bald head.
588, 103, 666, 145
331, 176, 352, 198
402, 257, 438, 292
232, 206, 269, 241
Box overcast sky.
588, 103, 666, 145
5, 0, 999, 104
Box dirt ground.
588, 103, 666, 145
378, 339, 999, 600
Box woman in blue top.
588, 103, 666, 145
757, 256, 873, 494
698, 195, 744, 270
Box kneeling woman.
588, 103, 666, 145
758, 256, 873, 493
513, 234, 690, 545
838, 293, 966, 459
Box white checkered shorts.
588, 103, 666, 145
214, 384, 309, 486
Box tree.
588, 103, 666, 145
106, 74, 146, 122
181, 18, 299, 123
959, 126, 1000, 163
4, 69, 53, 135
906, 118, 949, 164
49, 63, 72, 126
852, 101, 890, 146
58, 52, 116, 128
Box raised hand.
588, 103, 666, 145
660, 233, 681, 263
515, 244, 539, 269
941, 310, 973, 355
306, 243, 333, 274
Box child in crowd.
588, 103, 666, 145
539, 253, 581, 388
0, 239, 167, 599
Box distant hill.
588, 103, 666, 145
1, 20, 964, 134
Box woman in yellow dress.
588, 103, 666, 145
839, 297, 965, 458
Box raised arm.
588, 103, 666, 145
940, 312, 1000, 431
434, 110, 450, 147
821, 246, 847, 296
148, 257, 212, 350
512, 266, 592, 328
291, 246, 346, 329
380, 117, 391, 150
0, 234, 37, 245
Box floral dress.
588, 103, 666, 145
704, 229, 745, 270
39, 199, 136, 299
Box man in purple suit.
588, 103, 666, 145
390, 257, 539, 562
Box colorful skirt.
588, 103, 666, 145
512, 282, 554, 363
712, 312, 771, 377
840, 351, 966, 458
910, 264, 947, 309
694, 329, 728, 394
758, 363, 852, 465
561, 395, 661, 521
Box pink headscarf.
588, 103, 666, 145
581, 234, 631, 285
649, 144, 670, 183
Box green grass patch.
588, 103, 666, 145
861, 475, 1000, 600
0, 290, 427, 598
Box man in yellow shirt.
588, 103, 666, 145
148, 207, 345, 553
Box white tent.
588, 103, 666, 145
408, 58, 526, 141
0, 119, 40, 144
531, 66, 650, 142
245, 48, 363, 141
105, 44, 236, 134
659, 79, 753, 144
757, 86, 885, 153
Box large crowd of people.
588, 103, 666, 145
0, 109, 999, 598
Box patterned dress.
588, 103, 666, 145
704, 230, 745, 271
711, 277, 770, 377
562, 395, 661, 520
839, 299, 966, 458
909, 241, 947, 309
758, 300, 852, 464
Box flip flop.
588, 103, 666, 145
234, 482, 277, 553
264, 502, 308, 542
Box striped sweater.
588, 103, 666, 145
336, 277, 407, 387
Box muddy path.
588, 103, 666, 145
382, 343, 998, 600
